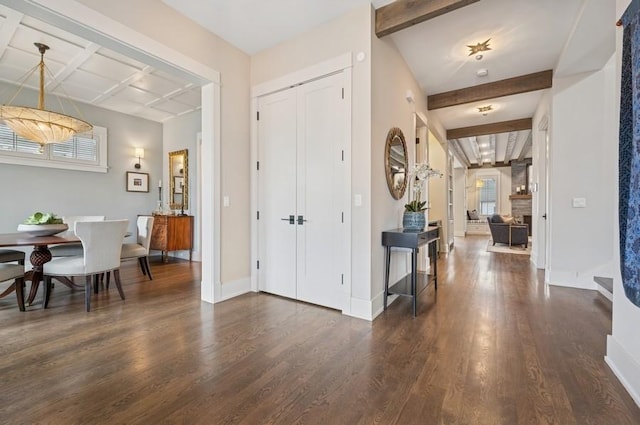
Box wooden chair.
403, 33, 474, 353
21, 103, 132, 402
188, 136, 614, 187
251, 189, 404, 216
43, 219, 128, 312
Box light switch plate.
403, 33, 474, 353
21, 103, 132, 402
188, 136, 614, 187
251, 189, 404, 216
354, 194, 362, 207
572, 197, 586, 208
223, 196, 230, 207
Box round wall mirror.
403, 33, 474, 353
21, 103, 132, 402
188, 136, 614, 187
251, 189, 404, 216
384, 127, 408, 200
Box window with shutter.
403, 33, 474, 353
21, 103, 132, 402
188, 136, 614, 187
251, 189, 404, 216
0, 123, 107, 172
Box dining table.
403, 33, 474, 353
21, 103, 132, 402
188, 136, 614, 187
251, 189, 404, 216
0, 231, 83, 306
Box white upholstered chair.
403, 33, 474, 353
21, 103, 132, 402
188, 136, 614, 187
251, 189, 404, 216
120, 216, 155, 280
43, 219, 128, 312
49, 215, 105, 257
0, 263, 26, 311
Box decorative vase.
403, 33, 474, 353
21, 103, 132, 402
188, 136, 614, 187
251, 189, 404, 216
402, 211, 425, 230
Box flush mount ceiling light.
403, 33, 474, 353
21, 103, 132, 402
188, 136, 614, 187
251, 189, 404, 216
467, 38, 492, 60
478, 105, 493, 116
0, 43, 92, 150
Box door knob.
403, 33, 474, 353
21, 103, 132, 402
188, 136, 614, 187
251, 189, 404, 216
280, 215, 295, 224
542, 213, 547, 219
297, 215, 308, 225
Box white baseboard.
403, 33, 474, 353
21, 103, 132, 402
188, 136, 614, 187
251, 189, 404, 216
596, 285, 613, 302
454, 230, 465, 237
218, 277, 252, 302
606, 335, 640, 408
344, 296, 374, 321
547, 270, 598, 290
342, 291, 400, 321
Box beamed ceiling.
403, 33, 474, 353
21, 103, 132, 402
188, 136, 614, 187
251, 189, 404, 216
0, 0, 614, 160
163, 0, 613, 169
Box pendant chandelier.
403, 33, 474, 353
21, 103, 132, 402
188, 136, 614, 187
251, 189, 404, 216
0, 42, 92, 148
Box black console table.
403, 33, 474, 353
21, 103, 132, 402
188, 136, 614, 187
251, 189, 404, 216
382, 227, 440, 316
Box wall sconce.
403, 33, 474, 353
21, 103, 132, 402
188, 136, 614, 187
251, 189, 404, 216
134, 148, 144, 169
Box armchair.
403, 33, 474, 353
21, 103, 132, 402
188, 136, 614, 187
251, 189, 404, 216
487, 215, 528, 248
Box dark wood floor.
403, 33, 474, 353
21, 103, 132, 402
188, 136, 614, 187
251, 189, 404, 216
1, 237, 639, 424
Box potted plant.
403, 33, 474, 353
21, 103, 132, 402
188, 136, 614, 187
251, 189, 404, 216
403, 162, 442, 230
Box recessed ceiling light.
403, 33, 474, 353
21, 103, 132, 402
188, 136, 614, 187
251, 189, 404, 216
467, 38, 492, 56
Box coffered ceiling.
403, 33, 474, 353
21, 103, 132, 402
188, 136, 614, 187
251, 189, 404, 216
0, 4, 201, 123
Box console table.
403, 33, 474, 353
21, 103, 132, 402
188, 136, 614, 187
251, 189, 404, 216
149, 215, 193, 263
382, 226, 440, 316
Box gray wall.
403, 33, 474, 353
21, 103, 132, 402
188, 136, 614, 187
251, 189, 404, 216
0, 82, 162, 236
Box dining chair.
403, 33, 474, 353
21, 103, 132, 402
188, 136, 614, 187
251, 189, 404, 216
0, 249, 25, 265
120, 216, 155, 280
43, 219, 128, 312
0, 249, 26, 305
0, 263, 26, 311
49, 215, 105, 257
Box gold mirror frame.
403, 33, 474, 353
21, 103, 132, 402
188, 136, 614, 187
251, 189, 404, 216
384, 127, 408, 200
169, 149, 188, 210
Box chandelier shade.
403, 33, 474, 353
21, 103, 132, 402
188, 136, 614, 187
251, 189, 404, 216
0, 42, 92, 147
0, 105, 92, 145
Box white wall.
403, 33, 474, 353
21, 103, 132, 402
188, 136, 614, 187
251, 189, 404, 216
606, 0, 640, 408
0, 82, 162, 238
163, 110, 201, 261
77, 0, 251, 284
547, 68, 615, 289
370, 12, 436, 318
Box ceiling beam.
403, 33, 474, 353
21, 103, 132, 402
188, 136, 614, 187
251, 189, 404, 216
446, 118, 532, 140
503, 131, 517, 164
375, 0, 480, 38
0, 10, 23, 61
449, 138, 470, 167
428, 70, 553, 110
489, 134, 496, 166
47, 43, 100, 92
469, 136, 481, 164
468, 161, 511, 169
518, 131, 533, 161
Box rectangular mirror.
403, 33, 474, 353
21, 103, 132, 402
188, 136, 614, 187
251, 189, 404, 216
169, 149, 188, 212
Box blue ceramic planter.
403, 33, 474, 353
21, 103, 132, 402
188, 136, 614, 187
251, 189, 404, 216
402, 211, 425, 230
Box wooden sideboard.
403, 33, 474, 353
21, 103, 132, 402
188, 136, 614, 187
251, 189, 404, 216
149, 215, 193, 263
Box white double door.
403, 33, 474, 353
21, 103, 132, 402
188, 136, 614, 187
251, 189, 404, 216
257, 72, 346, 310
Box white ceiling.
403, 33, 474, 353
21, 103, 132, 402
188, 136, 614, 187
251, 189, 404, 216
0, 0, 615, 163
161, 0, 394, 55
0, 4, 201, 123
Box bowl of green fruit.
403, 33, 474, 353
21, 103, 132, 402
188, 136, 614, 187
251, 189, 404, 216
17, 212, 68, 236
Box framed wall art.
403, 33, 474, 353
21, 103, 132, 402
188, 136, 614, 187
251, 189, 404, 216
126, 171, 149, 192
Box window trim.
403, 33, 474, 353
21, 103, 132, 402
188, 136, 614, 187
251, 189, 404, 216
0, 125, 108, 173
475, 171, 500, 216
